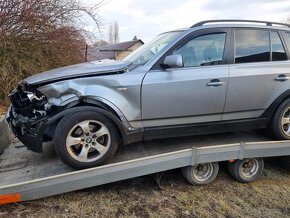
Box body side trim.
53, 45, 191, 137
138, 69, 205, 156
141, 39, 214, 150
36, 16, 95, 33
144, 118, 268, 140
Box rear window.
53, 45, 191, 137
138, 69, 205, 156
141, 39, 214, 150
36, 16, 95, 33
271, 31, 287, 61
235, 29, 270, 63
282, 32, 290, 59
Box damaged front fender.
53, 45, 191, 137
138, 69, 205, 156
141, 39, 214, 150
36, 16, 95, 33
37, 71, 144, 128
7, 65, 146, 153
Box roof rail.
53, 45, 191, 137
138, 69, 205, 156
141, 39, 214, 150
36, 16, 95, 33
191, 19, 290, 28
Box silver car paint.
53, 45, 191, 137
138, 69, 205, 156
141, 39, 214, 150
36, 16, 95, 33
223, 61, 290, 120
37, 68, 147, 129
142, 65, 229, 127
23, 59, 132, 85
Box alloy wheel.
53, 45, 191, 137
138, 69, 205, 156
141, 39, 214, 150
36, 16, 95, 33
65, 120, 111, 163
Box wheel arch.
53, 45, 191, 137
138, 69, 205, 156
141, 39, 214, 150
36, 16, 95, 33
261, 89, 290, 120
43, 99, 143, 145
63, 97, 129, 124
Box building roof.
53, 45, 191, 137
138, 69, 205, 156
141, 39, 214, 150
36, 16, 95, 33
86, 39, 144, 61
100, 39, 144, 52
86, 50, 115, 61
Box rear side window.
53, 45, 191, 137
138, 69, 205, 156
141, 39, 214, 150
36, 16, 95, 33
271, 31, 287, 61
282, 32, 290, 59
235, 29, 270, 63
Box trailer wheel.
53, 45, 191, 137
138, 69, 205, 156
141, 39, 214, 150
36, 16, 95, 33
228, 158, 264, 183
182, 162, 219, 185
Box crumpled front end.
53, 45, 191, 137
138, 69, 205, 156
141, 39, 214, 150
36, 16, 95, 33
7, 83, 51, 153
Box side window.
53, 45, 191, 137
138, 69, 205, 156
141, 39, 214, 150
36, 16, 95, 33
235, 29, 270, 63
282, 32, 290, 55
271, 31, 287, 61
172, 33, 226, 67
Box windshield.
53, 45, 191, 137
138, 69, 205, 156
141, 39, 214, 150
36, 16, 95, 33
123, 31, 182, 65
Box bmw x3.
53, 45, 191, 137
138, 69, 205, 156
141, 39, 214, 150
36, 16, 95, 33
7, 20, 290, 169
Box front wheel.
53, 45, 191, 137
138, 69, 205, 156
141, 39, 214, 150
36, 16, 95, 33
53, 111, 119, 169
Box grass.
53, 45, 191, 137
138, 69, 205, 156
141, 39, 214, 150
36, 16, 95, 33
0, 162, 289, 217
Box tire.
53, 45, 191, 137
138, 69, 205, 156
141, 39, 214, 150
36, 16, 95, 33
182, 162, 219, 185
268, 98, 290, 140
227, 158, 264, 183
53, 111, 119, 169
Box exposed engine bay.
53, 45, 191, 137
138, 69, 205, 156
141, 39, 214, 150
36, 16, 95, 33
10, 84, 47, 117
7, 83, 53, 152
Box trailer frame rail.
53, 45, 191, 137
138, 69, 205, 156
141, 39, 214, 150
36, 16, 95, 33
0, 139, 289, 203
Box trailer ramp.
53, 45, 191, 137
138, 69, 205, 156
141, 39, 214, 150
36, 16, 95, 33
0, 131, 289, 203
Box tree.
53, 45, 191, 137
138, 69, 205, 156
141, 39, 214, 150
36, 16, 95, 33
0, 0, 103, 104
108, 21, 120, 44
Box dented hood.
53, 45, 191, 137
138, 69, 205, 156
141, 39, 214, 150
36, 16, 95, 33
22, 59, 132, 85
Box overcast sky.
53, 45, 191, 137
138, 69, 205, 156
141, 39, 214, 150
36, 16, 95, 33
83, 0, 290, 43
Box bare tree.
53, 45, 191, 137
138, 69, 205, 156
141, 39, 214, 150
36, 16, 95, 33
0, 0, 103, 104
108, 21, 119, 44
108, 24, 113, 44
0, 0, 103, 40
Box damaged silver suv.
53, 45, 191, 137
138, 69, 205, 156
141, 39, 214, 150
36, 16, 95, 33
7, 20, 290, 169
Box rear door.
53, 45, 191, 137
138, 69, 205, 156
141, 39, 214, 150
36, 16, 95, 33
223, 28, 290, 120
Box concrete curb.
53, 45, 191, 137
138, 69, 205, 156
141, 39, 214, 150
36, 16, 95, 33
0, 116, 14, 155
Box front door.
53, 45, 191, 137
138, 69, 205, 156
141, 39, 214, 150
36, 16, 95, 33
142, 29, 230, 127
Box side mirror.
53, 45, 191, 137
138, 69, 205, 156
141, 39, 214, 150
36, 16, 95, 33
162, 54, 183, 69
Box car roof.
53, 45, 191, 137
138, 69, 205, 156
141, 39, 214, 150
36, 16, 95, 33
193, 23, 290, 31
164, 20, 290, 34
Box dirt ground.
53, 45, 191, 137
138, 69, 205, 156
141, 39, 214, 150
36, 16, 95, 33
0, 106, 6, 115
0, 161, 289, 218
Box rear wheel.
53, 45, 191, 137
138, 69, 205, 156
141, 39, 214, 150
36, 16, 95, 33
268, 98, 290, 140
53, 111, 119, 169
228, 158, 264, 183
182, 162, 219, 185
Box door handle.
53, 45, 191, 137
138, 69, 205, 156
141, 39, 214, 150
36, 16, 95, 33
207, 79, 224, 87
275, 75, 290, 82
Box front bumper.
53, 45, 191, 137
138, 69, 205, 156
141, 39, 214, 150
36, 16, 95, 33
6, 106, 44, 153
16, 134, 43, 153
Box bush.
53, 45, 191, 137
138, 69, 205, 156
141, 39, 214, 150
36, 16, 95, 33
0, 0, 102, 105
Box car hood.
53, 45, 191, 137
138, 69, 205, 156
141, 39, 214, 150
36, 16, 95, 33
22, 59, 132, 85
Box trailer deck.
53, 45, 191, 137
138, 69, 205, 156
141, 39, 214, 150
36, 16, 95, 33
0, 131, 289, 203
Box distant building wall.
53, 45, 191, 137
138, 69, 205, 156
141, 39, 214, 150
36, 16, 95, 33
116, 41, 143, 60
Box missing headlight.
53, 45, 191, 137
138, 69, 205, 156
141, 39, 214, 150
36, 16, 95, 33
26, 92, 46, 102
9, 84, 48, 118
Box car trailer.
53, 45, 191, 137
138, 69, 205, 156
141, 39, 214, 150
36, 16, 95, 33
0, 131, 289, 204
